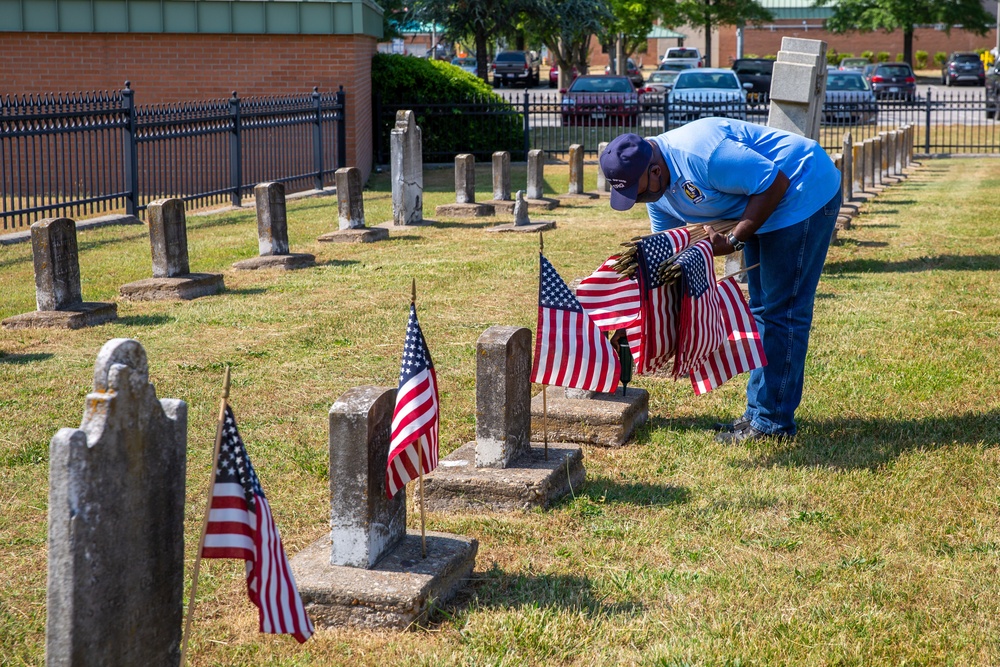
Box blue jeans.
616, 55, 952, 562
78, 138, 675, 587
741, 191, 841, 436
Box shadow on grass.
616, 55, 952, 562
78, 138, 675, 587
429, 219, 500, 230
0, 352, 53, 364
835, 238, 889, 248
855, 223, 900, 229
577, 476, 691, 507
826, 254, 1000, 274
743, 410, 1000, 471
226, 287, 268, 296
314, 259, 361, 268
116, 314, 175, 327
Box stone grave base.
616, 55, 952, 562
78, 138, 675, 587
232, 253, 316, 270
486, 221, 556, 234
525, 198, 559, 211
290, 530, 477, 630
119, 273, 224, 301
318, 227, 390, 244
2, 302, 117, 330
556, 193, 599, 203
836, 214, 852, 231
481, 199, 515, 214
422, 442, 584, 512
434, 203, 493, 218
530, 386, 649, 447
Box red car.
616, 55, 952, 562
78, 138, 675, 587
560, 75, 643, 126
549, 64, 582, 88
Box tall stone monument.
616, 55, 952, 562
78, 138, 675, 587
119, 198, 225, 300
319, 167, 389, 242
389, 110, 425, 226
767, 37, 828, 139
435, 154, 492, 218
2, 218, 117, 330
422, 326, 585, 511
524, 149, 559, 210
47, 338, 186, 666
289, 386, 478, 629
233, 182, 316, 269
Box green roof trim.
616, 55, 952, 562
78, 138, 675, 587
0, 0, 383, 38
647, 25, 687, 39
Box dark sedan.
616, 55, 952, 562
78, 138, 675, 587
560, 75, 643, 126
941, 52, 985, 86
868, 63, 916, 100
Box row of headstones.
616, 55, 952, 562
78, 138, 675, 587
47, 324, 648, 661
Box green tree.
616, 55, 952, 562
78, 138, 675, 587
816, 0, 994, 66
419, 0, 515, 79
676, 0, 773, 66
602, 0, 682, 70
525, 0, 614, 86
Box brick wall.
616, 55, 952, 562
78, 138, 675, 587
0, 32, 376, 179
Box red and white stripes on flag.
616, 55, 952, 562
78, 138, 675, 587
385, 303, 440, 499
576, 256, 641, 332
671, 239, 724, 379
531, 254, 621, 393
202, 406, 314, 643
631, 227, 692, 374
690, 276, 767, 395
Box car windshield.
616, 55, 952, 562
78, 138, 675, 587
647, 71, 678, 83
734, 61, 772, 75
667, 49, 700, 59
495, 52, 525, 62
674, 72, 739, 90
841, 59, 867, 67
827, 73, 870, 91
877, 65, 912, 76
659, 63, 694, 72
568, 77, 633, 93
953, 55, 980, 63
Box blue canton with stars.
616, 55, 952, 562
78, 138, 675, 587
539, 255, 582, 313
398, 304, 434, 388
637, 234, 679, 289
674, 245, 711, 299
218, 405, 265, 507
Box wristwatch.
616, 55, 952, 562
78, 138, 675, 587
726, 232, 745, 252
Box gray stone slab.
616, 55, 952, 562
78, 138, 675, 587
47, 339, 186, 667
391, 110, 424, 226
30, 218, 82, 311
337, 167, 366, 230
291, 530, 477, 630
841, 132, 853, 201
254, 182, 290, 255
530, 386, 649, 447
474, 326, 532, 469
2, 302, 117, 330
318, 227, 390, 243
435, 202, 493, 218
525, 198, 559, 211
147, 198, 189, 278
423, 441, 584, 512
232, 253, 315, 271
481, 199, 516, 214
453, 154, 477, 205
492, 151, 511, 202
567, 143, 585, 195
596, 141, 611, 193
119, 273, 224, 301
485, 221, 556, 233
526, 149, 546, 200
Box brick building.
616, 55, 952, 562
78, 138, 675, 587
0, 0, 383, 180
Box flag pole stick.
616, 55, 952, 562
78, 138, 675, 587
719, 262, 760, 282
180, 365, 231, 667
542, 385, 548, 461
412, 278, 428, 560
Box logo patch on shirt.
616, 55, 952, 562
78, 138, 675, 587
681, 181, 705, 204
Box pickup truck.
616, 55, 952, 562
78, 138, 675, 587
661, 47, 703, 68
491, 50, 541, 87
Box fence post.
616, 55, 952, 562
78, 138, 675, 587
523, 92, 530, 161
924, 87, 932, 155
121, 81, 139, 216
229, 91, 242, 207
336, 86, 347, 170
663, 93, 671, 132
312, 87, 324, 191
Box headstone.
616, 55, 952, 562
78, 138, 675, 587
423, 326, 585, 511
841, 132, 853, 201
596, 141, 611, 195
873, 135, 883, 186
47, 338, 186, 666
290, 386, 478, 629
524, 149, 559, 210
492, 151, 511, 202
2, 218, 117, 329
884, 131, 895, 178
119, 198, 225, 300
513, 191, 530, 226
767, 37, 828, 139
530, 383, 649, 448
485, 191, 556, 233
390, 110, 424, 226
852, 142, 864, 193
557, 144, 598, 201
233, 182, 316, 270
435, 154, 492, 218
318, 167, 390, 242
893, 129, 904, 174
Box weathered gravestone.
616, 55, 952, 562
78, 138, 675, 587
385, 110, 426, 227
486, 190, 556, 233
289, 386, 478, 629
837, 132, 855, 230
852, 140, 865, 194
318, 167, 389, 242
871, 135, 883, 187
422, 326, 584, 512
435, 154, 492, 218
595, 140, 611, 197
2, 218, 117, 330
482, 151, 516, 214
119, 198, 225, 300
47, 338, 186, 667
233, 182, 316, 270
767, 37, 828, 139
524, 149, 559, 211
558, 144, 598, 200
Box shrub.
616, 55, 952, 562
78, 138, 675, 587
915, 50, 928, 68
841, 52, 855, 60
861, 50, 874, 61
876, 51, 890, 62
895, 53, 904, 62
371, 54, 523, 163
934, 51, 948, 66
826, 50, 839, 66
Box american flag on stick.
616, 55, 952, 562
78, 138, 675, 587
531, 253, 620, 393
690, 276, 767, 395
385, 302, 440, 500
202, 405, 315, 644
629, 227, 692, 374
576, 256, 641, 332
671, 239, 724, 379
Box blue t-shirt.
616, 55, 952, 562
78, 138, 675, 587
645, 118, 841, 234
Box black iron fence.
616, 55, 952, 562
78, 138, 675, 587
1, 83, 346, 231
375, 87, 1000, 164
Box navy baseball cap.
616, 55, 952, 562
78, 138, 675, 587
600, 133, 653, 211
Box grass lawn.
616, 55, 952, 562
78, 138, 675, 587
2, 157, 1000, 665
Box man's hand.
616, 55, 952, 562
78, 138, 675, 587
704, 225, 733, 256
